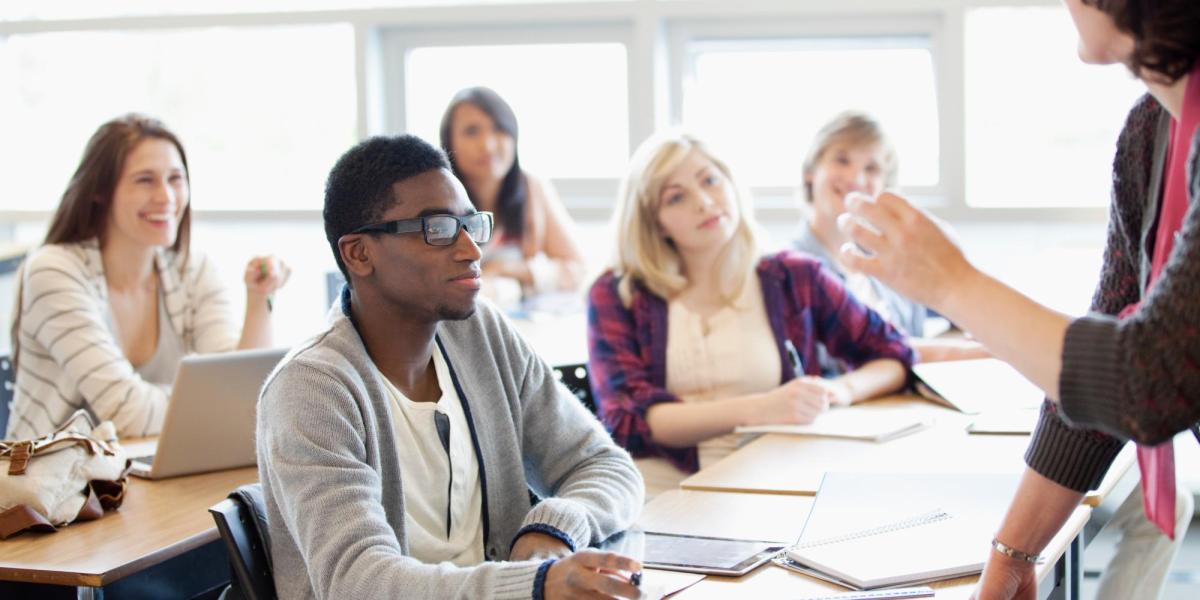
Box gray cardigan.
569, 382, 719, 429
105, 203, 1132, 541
256, 296, 643, 599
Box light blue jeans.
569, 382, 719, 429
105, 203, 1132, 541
1095, 483, 1193, 600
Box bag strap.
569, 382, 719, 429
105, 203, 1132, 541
0, 504, 56, 540
0, 410, 119, 476
5, 441, 32, 475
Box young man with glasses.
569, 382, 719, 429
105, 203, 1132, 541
256, 135, 644, 600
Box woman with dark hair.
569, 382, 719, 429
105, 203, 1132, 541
833, 1, 1200, 598
7, 114, 289, 440
439, 87, 586, 301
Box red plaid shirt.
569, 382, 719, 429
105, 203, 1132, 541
586, 250, 915, 473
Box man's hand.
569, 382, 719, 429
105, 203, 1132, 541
510, 531, 573, 561
545, 549, 642, 600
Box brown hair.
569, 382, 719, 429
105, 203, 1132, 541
44, 114, 191, 251
800, 111, 898, 203
1084, 0, 1200, 82
11, 114, 191, 366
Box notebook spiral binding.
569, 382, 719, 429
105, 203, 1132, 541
793, 509, 952, 550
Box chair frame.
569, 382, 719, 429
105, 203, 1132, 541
209, 486, 276, 600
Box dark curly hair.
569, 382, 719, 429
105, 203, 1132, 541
323, 135, 450, 280
1084, 0, 1200, 82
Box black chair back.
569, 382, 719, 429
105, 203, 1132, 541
553, 363, 596, 415
209, 483, 276, 600
0, 354, 13, 437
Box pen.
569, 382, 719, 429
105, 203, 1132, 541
794, 586, 934, 600
259, 261, 274, 312
784, 339, 804, 378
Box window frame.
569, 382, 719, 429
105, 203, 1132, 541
379, 21, 636, 207
666, 14, 950, 212
0, 0, 1109, 225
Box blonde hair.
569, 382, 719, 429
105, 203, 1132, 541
610, 131, 760, 307
800, 111, 899, 203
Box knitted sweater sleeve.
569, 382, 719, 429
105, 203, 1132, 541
1024, 96, 1198, 492
513, 312, 644, 551
1023, 204, 1131, 492
1055, 129, 1200, 446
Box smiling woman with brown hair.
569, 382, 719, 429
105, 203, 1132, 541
7, 114, 289, 439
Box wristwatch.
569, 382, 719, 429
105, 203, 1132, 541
991, 537, 1041, 563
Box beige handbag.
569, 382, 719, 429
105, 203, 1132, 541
0, 410, 131, 539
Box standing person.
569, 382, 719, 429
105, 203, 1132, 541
588, 131, 913, 498
795, 111, 987, 369
835, 1, 1200, 597
440, 87, 587, 301
257, 134, 643, 599
8, 114, 289, 439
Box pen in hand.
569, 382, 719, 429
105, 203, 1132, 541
784, 339, 805, 378
258, 261, 274, 312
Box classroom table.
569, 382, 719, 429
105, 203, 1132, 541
0, 465, 257, 599
680, 395, 1135, 508
639, 489, 1092, 600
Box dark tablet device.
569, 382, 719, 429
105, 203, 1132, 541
640, 532, 784, 576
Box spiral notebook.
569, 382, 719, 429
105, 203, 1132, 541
776, 472, 1020, 590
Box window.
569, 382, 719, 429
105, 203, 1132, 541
0, 25, 356, 211
681, 36, 940, 191
964, 6, 1144, 208
0, 0, 625, 21
402, 42, 629, 180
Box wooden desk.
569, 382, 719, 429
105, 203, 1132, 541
640, 489, 1092, 599
0, 466, 256, 590
681, 395, 1128, 506
1083, 445, 1135, 508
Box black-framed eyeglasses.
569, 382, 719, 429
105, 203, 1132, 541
349, 211, 493, 247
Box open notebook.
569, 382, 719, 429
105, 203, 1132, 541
776, 472, 1020, 590
735, 405, 933, 442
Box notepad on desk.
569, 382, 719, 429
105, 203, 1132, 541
913, 358, 1044, 414
967, 408, 1039, 435
735, 406, 933, 442
775, 472, 1020, 590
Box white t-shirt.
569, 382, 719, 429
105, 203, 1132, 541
378, 348, 485, 566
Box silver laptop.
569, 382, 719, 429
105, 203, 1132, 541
129, 347, 286, 479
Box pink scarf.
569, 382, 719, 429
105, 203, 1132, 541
1121, 61, 1200, 540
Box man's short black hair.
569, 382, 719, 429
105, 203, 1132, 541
323, 135, 451, 280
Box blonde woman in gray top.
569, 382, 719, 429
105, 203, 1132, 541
8, 115, 290, 439
795, 111, 987, 368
